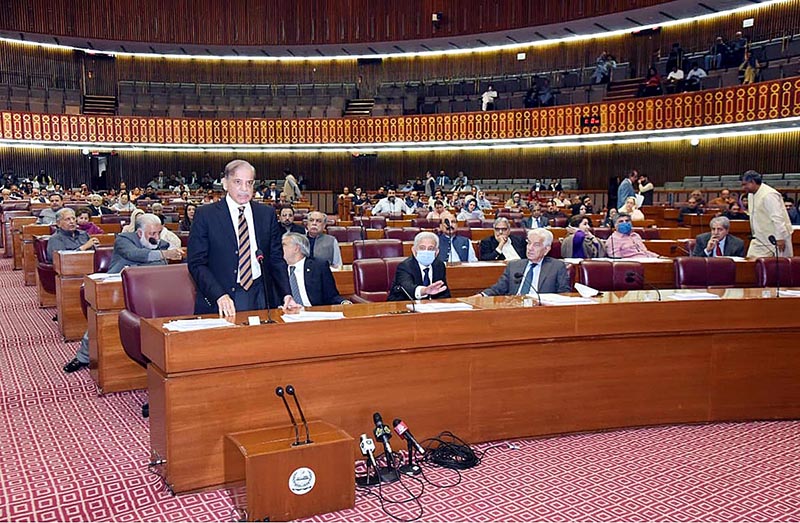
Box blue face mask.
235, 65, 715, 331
415, 250, 436, 267
617, 222, 633, 235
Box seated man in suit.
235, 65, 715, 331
63, 213, 182, 374
522, 205, 549, 229
480, 217, 526, 261
87, 194, 115, 216
692, 216, 745, 257
305, 211, 342, 269
46, 208, 99, 263
388, 231, 450, 301
481, 228, 571, 297
279, 206, 306, 235
282, 232, 351, 306
437, 218, 477, 263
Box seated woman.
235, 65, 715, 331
76, 207, 104, 235
457, 199, 485, 221
560, 215, 607, 258
179, 203, 196, 232
504, 191, 524, 210
618, 196, 645, 221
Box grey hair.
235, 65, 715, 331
528, 228, 554, 247
307, 211, 327, 224
224, 159, 256, 178
493, 217, 510, 228
136, 213, 162, 231
55, 207, 75, 220
614, 212, 631, 226
709, 216, 731, 230
413, 231, 439, 250
283, 232, 311, 258
740, 170, 762, 184
151, 202, 164, 211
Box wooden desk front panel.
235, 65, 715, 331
143, 294, 800, 493
54, 251, 94, 341
11, 216, 36, 271
21, 223, 50, 285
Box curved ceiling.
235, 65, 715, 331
0, 0, 780, 59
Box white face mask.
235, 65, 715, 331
414, 250, 436, 267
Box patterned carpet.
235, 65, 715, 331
1, 254, 799, 522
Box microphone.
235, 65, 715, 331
625, 271, 662, 301
286, 385, 311, 444
254, 250, 276, 324
275, 387, 300, 446
372, 412, 396, 470
393, 284, 418, 312
148, 237, 158, 245
768, 235, 781, 297
359, 434, 379, 470
514, 270, 542, 305
670, 243, 691, 256
393, 418, 425, 456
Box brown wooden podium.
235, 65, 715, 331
225, 421, 355, 522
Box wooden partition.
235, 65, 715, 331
54, 251, 95, 341
141, 290, 800, 493
21, 224, 51, 287
12, 217, 37, 273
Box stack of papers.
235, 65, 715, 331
668, 292, 721, 301
163, 318, 236, 332
406, 302, 474, 313
778, 289, 800, 298
281, 311, 345, 322
87, 273, 122, 281
538, 294, 597, 306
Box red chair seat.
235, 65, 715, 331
352, 257, 405, 302
674, 257, 736, 288
579, 260, 644, 291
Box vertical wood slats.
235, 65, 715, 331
0, 0, 682, 46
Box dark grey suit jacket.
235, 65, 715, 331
483, 257, 571, 295
692, 232, 745, 257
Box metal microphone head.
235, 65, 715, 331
255, 249, 264, 262
373, 412, 383, 425
148, 237, 158, 245
768, 235, 777, 246
392, 418, 401, 427
285, 384, 295, 395
275, 386, 284, 397
624, 271, 638, 284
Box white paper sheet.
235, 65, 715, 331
163, 318, 236, 332
778, 289, 800, 298
280, 311, 346, 322
538, 294, 597, 306
87, 272, 122, 281
668, 292, 721, 301
405, 302, 474, 313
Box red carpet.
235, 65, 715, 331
1, 255, 799, 521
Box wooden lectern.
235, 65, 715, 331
225, 420, 355, 522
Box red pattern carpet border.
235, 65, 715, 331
0, 255, 798, 522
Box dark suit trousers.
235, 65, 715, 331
233, 277, 266, 312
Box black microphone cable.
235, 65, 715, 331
357, 449, 425, 522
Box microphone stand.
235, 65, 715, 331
255, 251, 276, 324
399, 439, 422, 476
626, 271, 662, 301
769, 236, 781, 297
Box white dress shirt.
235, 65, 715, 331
499, 240, 521, 261
517, 261, 542, 295
225, 195, 261, 282
372, 197, 411, 215
288, 258, 311, 306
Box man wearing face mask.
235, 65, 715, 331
371, 188, 412, 215
62, 213, 181, 374
605, 213, 659, 259
387, 232, 450, 301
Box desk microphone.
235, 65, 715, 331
670, 243, 691, 256
625, 271, 662, 301
372, 412, 396, 469
393, 284, 418, 312
286, 385, 311, 444
514, 271, 542, 305
768, 235, 781, 297
392, 418, 425, 456
255, 250, 276, 324
359, 434, 379, 470
275, 387, 300, 445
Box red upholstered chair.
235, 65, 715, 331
352, 239, 404, 260
100, 215, 125, 224
79, 247, 116, 319
640, 228, 661, 240
579, 260, 644, 291
455, 227, 472, 239
354, 216, 387, 229
118, 264, 196, 417
509, 227, 526, 238
384, 227, 420, 241
674, 257, 736, 288
548, 241, 562, 259
465, 219, 482, 228
593, 227, 612, 240
34, 236, 57, 304
480, 219, 495, 228
755, 257, 800, 287
351, 257, 406, 302
552, 217, 568, 228
410, 218, 441, 229
326, 226, 349, 243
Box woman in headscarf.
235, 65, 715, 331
618, 196, 645, 221
560, 215, 607, 258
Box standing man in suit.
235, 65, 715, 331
188, 159, 298, 318
388, 232, 450, 301
437, 219, 478, 263
305, 211, 343, 269
480, 217, 526, 261
692, 216, 745, 257
481, 228, 571, 296
282, 233, 351, 306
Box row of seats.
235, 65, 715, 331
1, 85, 81, 114
665, 172, 800, 189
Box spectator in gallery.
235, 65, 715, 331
685, 62, 708, 91
481, 84, 498, 111
665, 65, 685, 94
739, 51, 760, 85
705, 36, 729, 71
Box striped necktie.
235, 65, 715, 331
289, 266, 303, 305
518, 262, 537, 295
237, 206, 253, 291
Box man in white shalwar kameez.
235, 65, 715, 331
741, 170, 794, 258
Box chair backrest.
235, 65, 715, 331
33, 235, 50, 264
674, 257, 736, 288
352, 239, 404, 260
100, 214, 125, 224
352, 257, 405, 302
94, 246, 115, 273
755, 257, 800, 287
454, 227, 472, 239
326, 226, 349, 243
552, 217, 568, 228
121, 264, 197, 318
410, 218, 441, 229
593, 227, 612, 239
640, 228, 661, 240
548, 241, 562, 259
384, 227, 420, 241
579, 260, 644, 291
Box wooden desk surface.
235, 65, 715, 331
141, 290, 800, 493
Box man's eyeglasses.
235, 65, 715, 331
494, 227, 509, 232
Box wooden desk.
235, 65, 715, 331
22, 224, 53, 286
84, 275, 147, 394
54, 251, 94, 341
11, 216, 36, 272
142, 290, 800, 493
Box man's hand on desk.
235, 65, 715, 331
81, 237, 100, 250
217, 295, 236, 319
281, 295, 302, 313
162, 248, 183, 261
